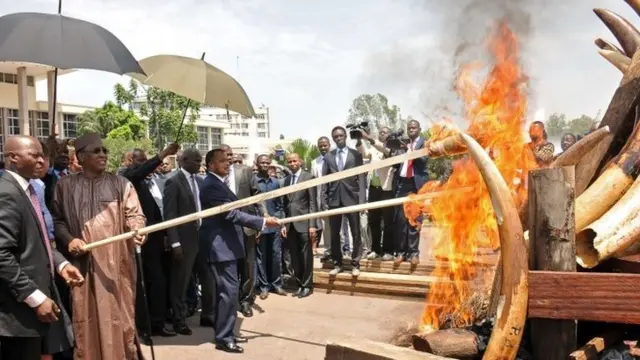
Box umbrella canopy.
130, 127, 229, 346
129, 55, 256, 118
0, 12, 144, 75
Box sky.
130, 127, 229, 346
0, 0, 633, 141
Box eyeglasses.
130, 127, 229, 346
85, 147, 109, 155
233, 160, 242, 164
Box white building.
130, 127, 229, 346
0, 69, 94, 156
200, 103, 271, 139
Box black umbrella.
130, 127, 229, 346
0, 12, 144, 75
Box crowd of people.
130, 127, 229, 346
0, 118, 593, 360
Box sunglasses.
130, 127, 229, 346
85, 147, 109, 155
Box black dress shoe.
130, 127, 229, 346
239, 303, 253, 317
293, 288, 302, 297
298, 288, 312, 298
200, 318, 214, 328
151, 326, 177, 337
173, 323, 193, 335
259, 290, 269, 300
274, 287, 287, 296
234, 336, 248, 343
215, 342, 244, 353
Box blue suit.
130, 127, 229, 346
199, 172, 264, 344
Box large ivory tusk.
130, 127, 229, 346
575, 116, 640, 234
595, 37, 625, 53
552, 126, 612, 167
594, 8, 640, 58
460, 134, 527, 360
598, 49, 632, 73
427, 133, 468, 158
577, 176, 640, 268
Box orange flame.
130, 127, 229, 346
404, 21, 537, 330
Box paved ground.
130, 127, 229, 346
140, 293, 423, 360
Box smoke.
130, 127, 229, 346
356, 0, 562, 128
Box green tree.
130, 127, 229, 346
103, 138, 155, 173
77, 101, 146, 140
271, 139, 320, 171
422, 129, 457, 181
567, 114, 597, 136
545, 113, 568, 137
346, 93, 406, 132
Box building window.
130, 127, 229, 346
257, 123, 266, 129
196, 126, 209, 153
216, 114, 228, 120
35, 111, 50, 140
63, 114, 78, 138
211, 128, 222, 148
242, 123, 248, 129
7, 109, 20, 135
256, 114, 266, 120
257, 132, 267, 138
27, 76, 34, 87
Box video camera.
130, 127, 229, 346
346, 121, 369, 140
385, 128, 410, 150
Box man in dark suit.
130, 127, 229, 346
163, 148, 203, 335
0, 136, 83, 360
281, 153, 317, 298
323, 126, 366, 277
393, 120, 429, 266
200, 149, 280, 353
122, 144, 179, 341
217, 144, 265, 318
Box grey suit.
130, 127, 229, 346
163, 169, 202, 325
0, 172, 72, 358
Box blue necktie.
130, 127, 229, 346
337, 149, 344, 171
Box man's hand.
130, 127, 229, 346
280, 226, 288, 239
172, 246, 184, 261
59, 264, 84, 288
35, 298, 60, 323
358, 129, 371, 140
159, 143, 180, 159
265, 217, 281, 228
68, 238, 88, 256
133, 233, 146, 246
309, 227, 317, 242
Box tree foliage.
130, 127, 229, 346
545, 112, 598, 138
114, 80, 200, 149
271, 138, 320, 171
422, 129, 456, 181
103, 138, 155, 173
346, 93, 407, 133
77, 101, 145, 140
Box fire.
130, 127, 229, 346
404, 21, 537, 331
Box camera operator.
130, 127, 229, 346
356, 127, 396, 261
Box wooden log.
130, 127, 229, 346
574, 49, 640, 195
325, 337, 455, 360
411, 329, 478, 358
527, 167, 578, 360
569, 331, 625, 360
527, 271, 640, 324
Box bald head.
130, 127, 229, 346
286, 152, 302, 173
4, 136, 45, 179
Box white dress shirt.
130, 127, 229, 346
400, 136, 421, 178
358, 140, 395, 191
291, 169, 302, 185
311, 155, 325, 207
4, 170, 69, 308
226, 166, 237, 195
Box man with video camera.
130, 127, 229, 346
355, 126, 397, 261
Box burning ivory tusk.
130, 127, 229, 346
277, 188, 472, 226
82, 146, 433, 251
461, 133, 528, 360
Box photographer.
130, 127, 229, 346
356, 127, 396, 261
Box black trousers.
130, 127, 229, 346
289, 227, 313, 289
211, 260, 239, 344
238, 233, 257, 305
138, 232, 168, 328
368, 186, 395, 255
330, 208, 361, 268
0, 336, 41, 360
281, 235, 294, 278
395, 178, 420, 258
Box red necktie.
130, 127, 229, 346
406, 141, 414, 178
28, 185, 54, 276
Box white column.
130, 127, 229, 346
16, 67, 30, 135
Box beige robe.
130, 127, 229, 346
51, 172, 146, 360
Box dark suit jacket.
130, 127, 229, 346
199, 173, 264, 263
163, 169, 203, 250
393, 137, 429, 191
232, 164, 267, 236
282, 171, 317, 233
122, 156, 163, 226
322, 147, 366, 208
0, 172, 67, 337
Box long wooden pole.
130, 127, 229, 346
278, 188, 471, 225
83, 147, 432, 251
